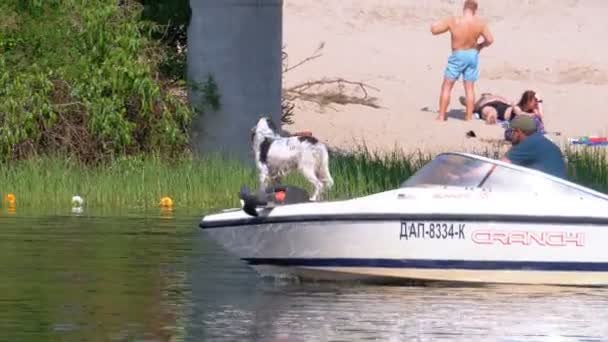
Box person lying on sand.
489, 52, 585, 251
460, 90, 545, 130
431, 0, 494, 122
460, 92, 514, 124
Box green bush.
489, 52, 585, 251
139, 0, 191, 82
0, 0, 193, 163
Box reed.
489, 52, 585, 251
564, 145, 608, 194
0, 147, 606, 211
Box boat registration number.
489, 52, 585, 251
399, 221, 465, 240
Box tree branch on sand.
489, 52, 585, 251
283, 43, 324, 73
284, 78, 381, 108
281, 42, 381, 124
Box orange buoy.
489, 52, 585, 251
159, 196, 174, 208
4, 193, 16, 206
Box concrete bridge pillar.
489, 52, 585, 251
187, 0, 283, 163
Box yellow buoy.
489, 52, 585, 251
4, 193, 16, 206
159, 196, 174, 208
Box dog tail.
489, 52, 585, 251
317, 146, 334, 188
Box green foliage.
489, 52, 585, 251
564, 146, 608, 194
139, 0, 191, 40
139, 0, 190, 81
0, 0, 194, 163
190, 75, 221, 114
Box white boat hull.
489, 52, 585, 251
200, 152, 608, 286
202, 217, 608, 286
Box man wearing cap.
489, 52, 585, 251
501, 115, 566, 179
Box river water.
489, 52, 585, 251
1, 210, 606, 341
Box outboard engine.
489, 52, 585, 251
239, 185, 310, 217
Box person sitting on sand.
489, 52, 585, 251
431, 0, 494, 122
512, 90, 545, 121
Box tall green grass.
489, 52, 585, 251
0, 149, 429, 211
0, 147, 606, 211
0, 154, 251, 211
564, 145, 608, 194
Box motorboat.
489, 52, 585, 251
199, 152, 608, 286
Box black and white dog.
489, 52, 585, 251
250, 116, 334, 201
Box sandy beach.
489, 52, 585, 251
282, 0, 608, 155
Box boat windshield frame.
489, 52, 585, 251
400, 152, 608, 201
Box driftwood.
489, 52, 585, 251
284, 78, 380, 110
281, 43, 380, 123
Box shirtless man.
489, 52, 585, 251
431, 0, 494, 121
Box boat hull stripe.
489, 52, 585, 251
242, 258, 608, 272
200, 213, 608, 229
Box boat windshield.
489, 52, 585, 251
401, 153, 606, 200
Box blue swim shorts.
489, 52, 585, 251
444, 49, 479, 82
